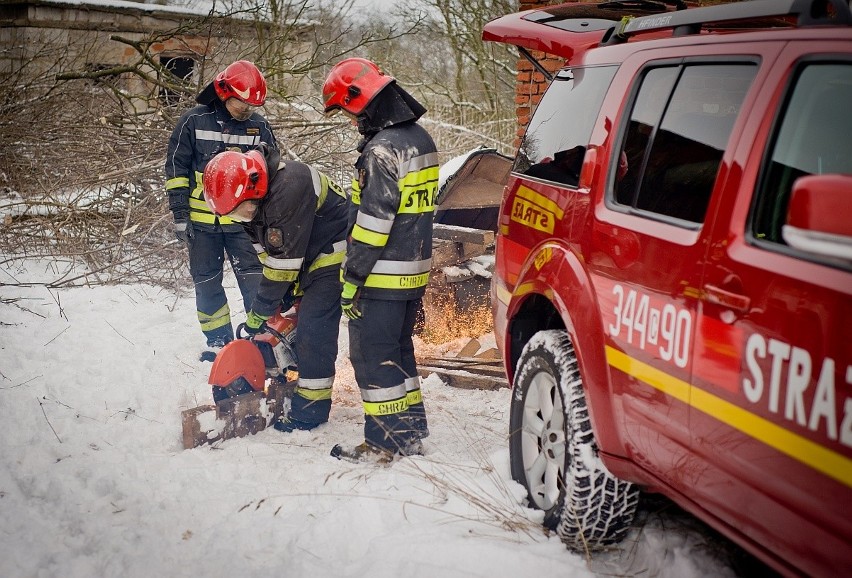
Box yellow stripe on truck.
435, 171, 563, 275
605, 345, 852, 489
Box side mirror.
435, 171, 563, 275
782, 174, 852, 262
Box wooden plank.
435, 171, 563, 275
215, 390, 268, 440
431, 239, 488, 269
419, 359, 506, 377
426, 355, 503, 366
457, 338, 481, 358
180, 381, 295, 450
181, 404, 217, 449
475, 347, 501, 360
418, 366, 508, 390
433, 223, 495, 245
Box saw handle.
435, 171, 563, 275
236, 321, 267, 340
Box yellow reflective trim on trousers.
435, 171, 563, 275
296, 387, 332, 401
309, 250, 345, 273
198, 303, 230, 331
406, 389, 422, 406
363, 397, 409, 416
166, 177, 189, 190
263, 266, 299, 282
364, 271, 430, 290
398, 167, 439, 215
352, 224, 389, 247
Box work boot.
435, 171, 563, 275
199, 337, 230, 363
330, 439, 423, 464
273, 415, 321, 433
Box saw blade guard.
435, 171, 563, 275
208, 339, 266, 392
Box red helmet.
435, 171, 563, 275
214, 60, 267, 106
322, 57, 394, 115
203, 150, 268, 215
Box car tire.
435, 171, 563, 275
509, 329, 639, 551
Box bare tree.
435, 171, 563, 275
354, 0, 518, 159
0, 0, 423, 290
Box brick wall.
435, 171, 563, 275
513, 0, 576, 148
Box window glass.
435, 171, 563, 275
515, 66, 617, 187
753, 63, 852, 244
616, 67, 679, 206
616, 64, 756, 224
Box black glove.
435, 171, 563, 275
175, 219, 194, 244
280, 289, 298, 313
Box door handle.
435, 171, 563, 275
703, 284, 750, 313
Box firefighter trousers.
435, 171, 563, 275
188, 226, 261, 345
348, 297, 429, 451
289, 272, 342, 425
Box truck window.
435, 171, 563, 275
752, 62, 852, 246
616, 63, 757, 224
514, 66, 617, 186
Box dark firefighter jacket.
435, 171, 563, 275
244, 160, 349, 319
345, 121, 439, 300
164, 99, 278, 231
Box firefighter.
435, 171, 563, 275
202, 146, 348, 431
322, 57, 438, 462
165, 60, 279, 355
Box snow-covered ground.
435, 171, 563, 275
0, 258, 758, 577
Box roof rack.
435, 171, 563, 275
603, 0, 852, 44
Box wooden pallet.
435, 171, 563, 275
417, 338, 509, 391
180, 381, 294, 449
431, 223, 495, 269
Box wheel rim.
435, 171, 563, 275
520, 368, 566, 510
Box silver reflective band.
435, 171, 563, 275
360, 383, 407, 402
194, 130, 260, 147
405, 376, 421, 392
355, 212, 394, 234
297, 376, 335, 390
309, 166, 322, 199
399, 152, 440, 176
371, 258, 431, 275
317, 240, 347, 260
265, 255, 304, 270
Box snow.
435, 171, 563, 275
438, 146, 488, 195
0, 258, 748, 577
32, 0, 219, 17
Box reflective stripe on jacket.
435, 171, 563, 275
164, 100, 278, 229
244, 161, 349, 318
344, 122, 439, 300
